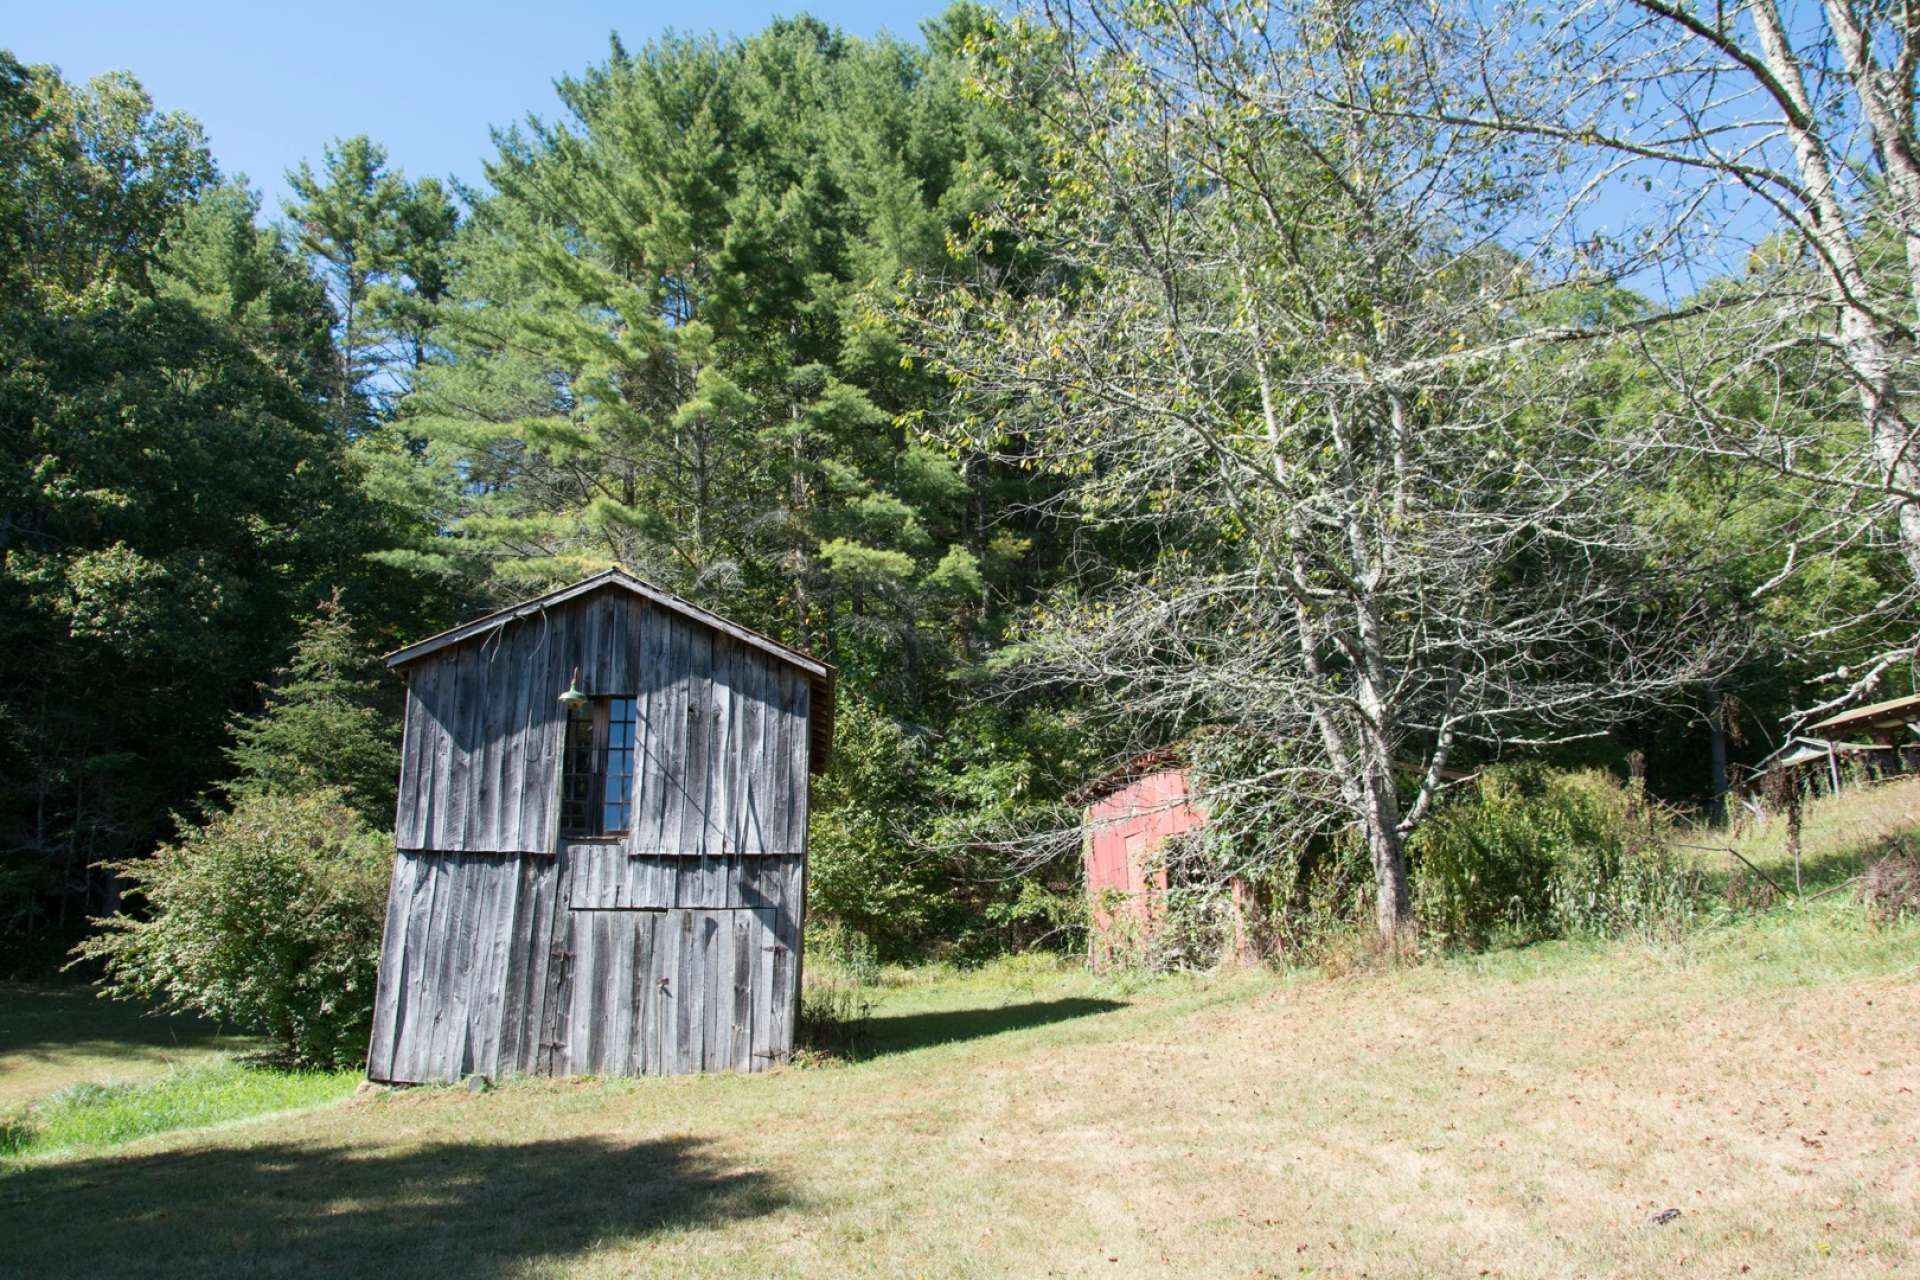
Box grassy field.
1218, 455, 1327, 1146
0, 981, 258, 1107
0, 784, 1914, 1279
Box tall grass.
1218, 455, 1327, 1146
0, 1058, 356, 1162
1410, 765, 1704, 949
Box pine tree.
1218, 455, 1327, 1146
387, 13, 1039, 708
224, 592, 399, 829
284, 136, 459, 433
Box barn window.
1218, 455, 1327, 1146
559, 695, 638, 838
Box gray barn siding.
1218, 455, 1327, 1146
393, 590, 810, 857
370, 583, 815, 1084
369, 848, 805, 1083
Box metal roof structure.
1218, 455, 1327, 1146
1806, 691, 1920, 736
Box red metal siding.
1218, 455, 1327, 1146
1082, 768, 1206, 962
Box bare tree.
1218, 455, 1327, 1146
1324, 0, 1920, 714
917, 1, 1719, 941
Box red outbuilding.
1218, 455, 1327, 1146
1080, 752, 1245, 967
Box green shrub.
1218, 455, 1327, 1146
73, 790, 391, 1069
794, 973, 877, 1063
1409, 765, 1704, 949
1191, 732, 1371, 960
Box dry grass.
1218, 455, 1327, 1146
6, 781, 1918, 1278
1722, 773, 1920, 891
2, 904, 1915, 1280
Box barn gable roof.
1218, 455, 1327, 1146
383, 568, 836, 770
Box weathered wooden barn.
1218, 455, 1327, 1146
365, 569, 833, 1084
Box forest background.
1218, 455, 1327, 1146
7, 0, 1916, 978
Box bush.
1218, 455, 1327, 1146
1410, 765, 1703, 949
73, 790, 391, 1069
1191, 731, 1374, 962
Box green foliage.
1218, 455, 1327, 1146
0, 59, 449, 938
1191, 731, 1373, 957
383, 12, 1052, 719
223, 593, 400, 828
284, 134, 460, 427
1410, 766, 1705, 949
0, 52, 213, 298
807, 696, 949, 957
73, 791, 390, 1069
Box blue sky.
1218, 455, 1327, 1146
7, 1, 952, 216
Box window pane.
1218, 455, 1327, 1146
598, 698, 637, 832
559, 702, 596, 837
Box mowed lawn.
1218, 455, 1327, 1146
1, 901, 1915, 1280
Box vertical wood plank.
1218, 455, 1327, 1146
414, 662, 444, 851
768, 666, 795, 855
787, 670, 811, 852
535, 849, 577, 1075
652, 616, 688, 855
769, 911, 794, 1068
443, 651, 474, 852
628, 911, 658, 1077
728, 909, 754, 1071
750, 907, 777, 1072
481, 625, 517, 851
700, 911, 725, 1071
624, 853, 670, 909
365, 854, 413, 1080
427, 856, 475, 1078
504, 623, 532, 851
568, 907, 600, 1075
406, 855, 454, 1079
677, 623, 712, 856
672, 909, 695, 1082
607, 909, 637, 1074
385, 855, 428, 1079
607, 589, 632, 694
502, 853, 557, 1075
514, 609, 554, 851
707, 637, 735, 855
394, 683, 424, 848
451, 856, 500, 1076
630, 600, 660, 852
737, 649, 768, 855
466, 643, 494, 851
472, 855, 522, 1077
519, 606, 563, 853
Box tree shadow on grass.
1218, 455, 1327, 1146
860, 997, 1126, 1058
0, 1130, 789, 1280
0, 983, 249, 1063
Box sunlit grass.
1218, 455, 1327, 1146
1, 783, 1916, 1276
1, 1059, 357, 1163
